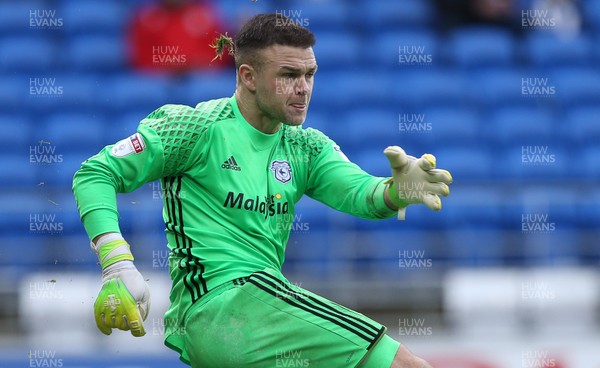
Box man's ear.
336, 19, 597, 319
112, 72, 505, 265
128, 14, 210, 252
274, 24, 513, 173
238, 64, 257, 92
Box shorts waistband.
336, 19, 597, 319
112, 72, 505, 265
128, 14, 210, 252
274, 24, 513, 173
190, 276, 250, 310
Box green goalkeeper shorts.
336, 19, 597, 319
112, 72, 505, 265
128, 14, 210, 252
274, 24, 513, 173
172, 268, 400, 367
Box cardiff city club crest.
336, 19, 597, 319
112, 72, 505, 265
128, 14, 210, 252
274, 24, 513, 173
270, 160, 292, 184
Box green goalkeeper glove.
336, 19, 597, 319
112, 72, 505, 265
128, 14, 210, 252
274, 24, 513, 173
91, 233, 150, 337
384, 146, 452, 220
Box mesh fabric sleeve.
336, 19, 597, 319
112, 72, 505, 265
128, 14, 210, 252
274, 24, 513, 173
72, 104, 209, 240
296, 128, 396, 220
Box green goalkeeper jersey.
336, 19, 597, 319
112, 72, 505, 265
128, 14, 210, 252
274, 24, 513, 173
72, 95, 395, 350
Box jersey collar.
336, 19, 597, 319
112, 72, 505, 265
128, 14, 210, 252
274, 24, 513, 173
229, 94, 281, 151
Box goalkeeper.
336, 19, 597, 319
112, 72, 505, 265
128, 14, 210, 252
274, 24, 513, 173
73, 13, 451, 368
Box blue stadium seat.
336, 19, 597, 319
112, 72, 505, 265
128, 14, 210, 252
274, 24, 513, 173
0, 115, 32, 154
577, 146, 600, 179
53, 234, 98, 269
0, 76, 26, 114
104, 110, 148, 145
215, 0, 272, 28
0, 236, 52, 269
441, 186, 505, 228
59, 0, 127, 35
352, 147, 392, 177
116, 192, 166, 238
339, 108, 399, 152
542, 187, 579, 227
577, 188, 600, 228
469, 67, 533, 109
303, 110, 331, 134
290, 1, 352, 31
22, 74, 106, 115
358, 0, 435, 31
525, 32, 594, 68
311, 71, 395, 111
433, 145, 494, 180
179, 70, 236, 106
496, 145, 569, 180
550, 67, 600, 108
0, 190, 47, 236
312, 31, 362, 69
0, 155, 37, 187
101, 74, 173, 114
408, 106, 480, 146
509, 186, 579, 228
484, 106, 554, 144
561, 106, 600, 144
366, 30, 439, 69
0, 37, 55, 72
444, 228, 507, 267
445, 27, 516, 69
284, 235, 333, 278
0, 2, 45, 35
51, 190, 85, 234
392, 69, 468, 109
64, 35, 126, 71
35, 153, 88, 188
292, 198, 334, 232
582, 0, 600, 32
512, 188, 582, 264
361, 230, 433, 275
41, 113, 106, 153
523, 228, 582, 266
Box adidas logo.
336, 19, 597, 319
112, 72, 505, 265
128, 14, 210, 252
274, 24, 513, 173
221, 156, 241, 171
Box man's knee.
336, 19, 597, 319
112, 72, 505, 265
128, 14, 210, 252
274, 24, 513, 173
391, 344, 433, 368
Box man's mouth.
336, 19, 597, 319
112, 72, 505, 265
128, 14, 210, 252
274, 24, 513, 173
290, 102, 306, 110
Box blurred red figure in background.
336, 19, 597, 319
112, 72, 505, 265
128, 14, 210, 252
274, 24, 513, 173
128, 0, 231, 73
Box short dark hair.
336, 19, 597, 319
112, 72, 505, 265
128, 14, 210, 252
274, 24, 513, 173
234, 13, 316, 69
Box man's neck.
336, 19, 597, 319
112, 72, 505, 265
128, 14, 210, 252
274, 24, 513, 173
235, 90, 281, 134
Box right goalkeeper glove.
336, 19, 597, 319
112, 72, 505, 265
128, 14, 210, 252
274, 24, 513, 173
383, 146, 452, 220
91, 233, 150, 337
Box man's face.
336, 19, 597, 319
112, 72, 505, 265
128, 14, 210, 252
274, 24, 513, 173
253, 45, 317, 126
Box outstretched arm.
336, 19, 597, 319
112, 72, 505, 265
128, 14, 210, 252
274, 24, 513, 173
304, 136, 451, 220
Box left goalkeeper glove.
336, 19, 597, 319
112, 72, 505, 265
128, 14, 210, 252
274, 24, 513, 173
91, 233, 150, 337
384, 146, 452, 220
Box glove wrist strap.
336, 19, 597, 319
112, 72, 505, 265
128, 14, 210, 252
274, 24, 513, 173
91, 233, 134, 270
386, 180, 410, 209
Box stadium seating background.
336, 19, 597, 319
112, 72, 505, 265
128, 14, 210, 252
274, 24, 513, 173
2, 0, 598, 274
1, 0, 599, 367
